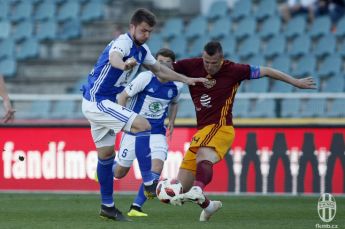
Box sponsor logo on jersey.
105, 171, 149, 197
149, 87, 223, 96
149, 102, 163, 113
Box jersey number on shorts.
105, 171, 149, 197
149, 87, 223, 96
121, 148, 128, 158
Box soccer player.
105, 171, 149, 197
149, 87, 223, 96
170, 41, 316, 221
0, 75, 15, 123
82, 9, 205, 221
114, 48, 183, 217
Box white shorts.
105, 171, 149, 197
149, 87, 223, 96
82, 98, 137, 147
115, 133, 168, 167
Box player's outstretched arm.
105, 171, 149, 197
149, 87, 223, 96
167, 102, 178, 141
145, 62, 207, 86
117, 90, 130, 107
109, 52, 137, 71
260, 67, 317, 89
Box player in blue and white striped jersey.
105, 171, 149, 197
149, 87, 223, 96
81, 9, 206, 221
114, 48, 183, 217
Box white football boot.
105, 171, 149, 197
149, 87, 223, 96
170, 186, 206, 206
199, 200, 223, 222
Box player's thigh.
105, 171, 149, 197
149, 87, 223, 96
115, 133, 136, 168
177, 168, 195, 192
196, 147, 220, 164
130, 115, 151, 133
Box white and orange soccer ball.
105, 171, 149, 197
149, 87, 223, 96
156, 178, 183, 204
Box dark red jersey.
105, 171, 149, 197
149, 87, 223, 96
173, 58, 251, 129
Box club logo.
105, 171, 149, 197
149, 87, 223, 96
202, 79, 216, 89
317, 193, 336, 223
149, 102, 163, 113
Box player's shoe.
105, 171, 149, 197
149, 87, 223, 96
170, 186, 206, 206
144, 180, 158, 199
199, 201, 223, 222
99, 205, 132, 222
127, 204, 148, 217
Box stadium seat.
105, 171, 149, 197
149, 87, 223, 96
313, 34, 336, 58
10, 1, 33, 22
57, 1, 80, 22
231, 0, 252, 21
300, 99, 326, 117
259, 16, 281, 40
318, 54, 341, 78
281, 99, 301, 117
291, 54, 316, 77
188, 34, 210, 57
12, 20, 34, 41
247, 99, 275, 118
185, 16, 208, 40
51, 101, 76, 119
220, 34, 236, 59
270, 80, 294, 93
34, 1, 56, 21
338, 41, 345, 58
146, 33, 163, 56
58, 19, 81, 40
209, 16, 231, 39
169, 34, 187, 59
36, 19, 57, 40
271, 54, 290, 73
335, 16, 345, 38
245, 54, 265, 66
0, 1, 9, 20
0, 20, 11, 39
232, 98, 250, 118
254, 0, 277, 21
206, 1, 228, 21
234, 16, 256, 41
237, 36, 260, 59
177, 99, 196, 118
16, 37, 39, 60
321, 74, 345, 92
81, 1, 104, 22
289, 34, 311, 58
327, 99, 345, 117
0, 38, 15, 58
308, 16, 331, 39
284, 16, 306, 40
246, 77, 269, 93
263, 34, 286, 58
17, 100, 52, 119
160, 18, 184, 40
0, 57, 17, 77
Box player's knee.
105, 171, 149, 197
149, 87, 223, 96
152, 159, 164, 174
114, 166, 129, 179
139, 117, 151, 132
131, 116, 151, 133
97, 146, 115, 159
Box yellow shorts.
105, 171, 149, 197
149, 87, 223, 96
180, 124, 235, 173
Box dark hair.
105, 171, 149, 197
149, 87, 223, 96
204, 41, 223, 56
130, 8, 156, 27
155, 48, 176, 62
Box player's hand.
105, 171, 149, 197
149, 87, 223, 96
294, 77, 317, 89
2, 99, 15, 123
124, 57, 137, 71
170, 194, 184, 206
185, 77, 208, 86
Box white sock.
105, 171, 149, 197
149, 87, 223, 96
144, 180, 153, 186
205, 201, 215, 213
103, 202, 114, 207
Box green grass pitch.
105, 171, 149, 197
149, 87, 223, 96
0, 193, 344, 229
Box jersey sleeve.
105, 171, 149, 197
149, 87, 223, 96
231, 63, 253, 81
125, 71, 152, 97
173, 59, 191, 75
171, 82, 184, 104
142, 44, 157, 65
109, 37, 131, 57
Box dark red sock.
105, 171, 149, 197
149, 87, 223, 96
199, 197, 210, 209
193, 160, 213, 190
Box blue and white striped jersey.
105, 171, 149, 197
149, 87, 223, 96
125, 71, 183, 135
82, 33, 156, 102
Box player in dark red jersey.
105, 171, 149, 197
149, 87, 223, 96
170, 41, 316, 221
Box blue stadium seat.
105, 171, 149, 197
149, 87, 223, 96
338, 41, 345, 58
16, 37, 39, 60
36, 19, 57, 40
327, 99, 345, 117
210, 16, 231, 39
281, 99, 301, 117
247, 99, 275, 118
308, 16, 331, 39
259, 16, 281, 40
177, 99, 196, 118
0, 20, 11, 39
160, 18, 184, 40
254, 0, 277, 21
188, 34, 210, 57
169, 34, 187, 59
271, 80, 294, 93
185, 16, 208, 40
263, 34, 286, 58
220, 34, 236, 58
58, 19, 81, 40
245, 54, 265, 66
0, 57, 17, 77
318, 54, 341, 78
0, 38, 15, 58
0, 1, 9, 20
231, 0, 252, 21
10, 1, 33, 22
206, 1, 228, 21
57, 1, 80, 22
271, 54, 290, 73
246, 77, 269, 93
232, 98, 250, 118
291, 54, 316, 77
34, 1, 56, 21
13, 20, 34, 41
51, 101, 76, 119
289, 34, 311, 58
81, 1, 104, 22
17, 101, 52, 119
322, 74, 345, 92
300, 99, 326, 117
284, 16, 306, 40
234, 16, 256, 40
313, 34, 336, 58
335, 17, 345, 38
146, 33, 163, 56
237, 36, 260, 59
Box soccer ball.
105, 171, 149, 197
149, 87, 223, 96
156, 178, 183, 204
